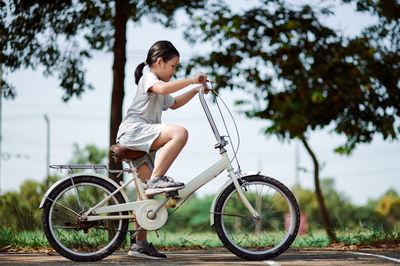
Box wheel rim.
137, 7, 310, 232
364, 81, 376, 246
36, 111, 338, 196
220, 181, 296, 255
48, 182, 124, 257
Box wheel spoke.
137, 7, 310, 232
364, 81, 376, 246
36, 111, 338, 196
215, 176, 299, 260
52, 225, 77, 229
47, 197, 81, 216
214, 212, 256, 219
42, 177, 129, 261
73, 183, 84, 212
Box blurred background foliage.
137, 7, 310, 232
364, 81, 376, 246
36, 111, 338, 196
183, 0, 400, 241
0, 0, 399, 244
0, 144, 398, 233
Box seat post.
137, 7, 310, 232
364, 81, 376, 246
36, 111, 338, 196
128, 160, 136, 171
128, 160, 147, 200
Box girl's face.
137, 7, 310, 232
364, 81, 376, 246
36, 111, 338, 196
154, 56, 179, 82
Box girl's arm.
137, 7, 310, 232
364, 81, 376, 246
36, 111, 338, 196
151, 78, 193, 95
170, 85, 210, 110
151, 73, 207, 95
170, 88, 199, 110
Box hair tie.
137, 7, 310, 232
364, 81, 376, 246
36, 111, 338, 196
143, 61, 147, 66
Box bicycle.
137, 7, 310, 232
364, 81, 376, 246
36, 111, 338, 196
39, 81, 300, 262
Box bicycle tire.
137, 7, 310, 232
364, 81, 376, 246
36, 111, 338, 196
214, 175, 300, 261
42, 175, 129, 262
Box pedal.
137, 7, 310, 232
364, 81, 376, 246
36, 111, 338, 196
165, 190, 179, 197
166, 198, 180, 209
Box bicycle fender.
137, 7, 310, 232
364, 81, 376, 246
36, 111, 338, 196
39, 173, 130, 209
209, 172, 260, 226
209, 179, 232, 226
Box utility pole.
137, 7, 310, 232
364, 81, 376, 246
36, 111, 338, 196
294, 141, 300, 201
44, 114, 50, 188
0, 66, 2, 195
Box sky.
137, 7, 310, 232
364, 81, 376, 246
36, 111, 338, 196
1, 1, 399, 206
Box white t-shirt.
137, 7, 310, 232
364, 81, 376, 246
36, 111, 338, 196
124, 71, 175, 124
116, 72, 176, 152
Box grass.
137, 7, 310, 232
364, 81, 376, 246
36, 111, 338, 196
292, 230, 332, 247
146, 231, 223, 250
334, 226, 400, 246
1, 226, 399, 252
0, 229, 49, 250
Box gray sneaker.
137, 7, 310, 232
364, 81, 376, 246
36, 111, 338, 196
145, 176, 185, 196
127, 240, 167, 259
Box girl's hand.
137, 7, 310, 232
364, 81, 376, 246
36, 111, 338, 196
195, 85, 211, 94
192, 72, 207, 84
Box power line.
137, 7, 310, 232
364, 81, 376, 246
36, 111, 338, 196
335, 167, 400, 178
1, 152, 30, 161
3, 113, 108, 121
299, 166, 400, 179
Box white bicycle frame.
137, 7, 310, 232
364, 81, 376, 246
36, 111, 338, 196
40, 84, 260, 229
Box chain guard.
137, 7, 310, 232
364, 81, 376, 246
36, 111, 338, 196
136, 200, 168, 231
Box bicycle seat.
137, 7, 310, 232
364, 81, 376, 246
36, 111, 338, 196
110, 144, 146, 163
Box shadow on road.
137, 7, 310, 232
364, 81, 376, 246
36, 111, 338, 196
1, 248, 399, 265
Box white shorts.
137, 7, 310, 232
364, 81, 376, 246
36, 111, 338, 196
117, 122, 165, 153
116, 120, 165, 170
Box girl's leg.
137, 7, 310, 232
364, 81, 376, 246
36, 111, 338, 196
134, 122, 188, 239
130, 163, 167, 259
150, 124, 188, 179
135, 163, 152, 242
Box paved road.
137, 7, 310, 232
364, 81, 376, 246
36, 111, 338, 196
1, 248, 399, 265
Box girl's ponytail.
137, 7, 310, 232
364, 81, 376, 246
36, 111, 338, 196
134, 41, 179, 85
134, 62, 146, 85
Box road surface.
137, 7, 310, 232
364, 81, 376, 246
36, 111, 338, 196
1, 248, 399, 265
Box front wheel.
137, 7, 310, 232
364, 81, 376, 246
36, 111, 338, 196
214, 175, 300, 261
42, 175, 129, 262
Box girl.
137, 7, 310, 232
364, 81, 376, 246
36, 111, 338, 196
116, 40, 207, 259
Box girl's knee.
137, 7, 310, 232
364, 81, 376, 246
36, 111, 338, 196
179, 127, 188, 141
164, 124, 188, 143
177, 127, 188, 143
171, 125, 188, 145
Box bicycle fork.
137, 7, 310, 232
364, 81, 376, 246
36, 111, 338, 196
227, 168, 260, 219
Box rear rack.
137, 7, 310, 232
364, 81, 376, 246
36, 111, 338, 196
49, 164, 126, 174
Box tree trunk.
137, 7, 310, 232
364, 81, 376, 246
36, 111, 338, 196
300, 137, 336, 242
109, 0, 128, 182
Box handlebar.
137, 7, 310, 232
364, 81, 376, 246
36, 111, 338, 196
199, 79, 215, 93
198, 81, 226, 150
197, 79, 241, 167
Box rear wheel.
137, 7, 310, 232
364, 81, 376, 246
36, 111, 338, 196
214, 175, 300, 260
42, 176, 129, 261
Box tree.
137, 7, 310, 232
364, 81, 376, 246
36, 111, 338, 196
0, 0, 206, 182
375, 189, 400, 226
184, 0, 400, 241
0, 179, 51, 231
0, 143, 106, 231
162, 194, 214, 232
69, 143, 107, 165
